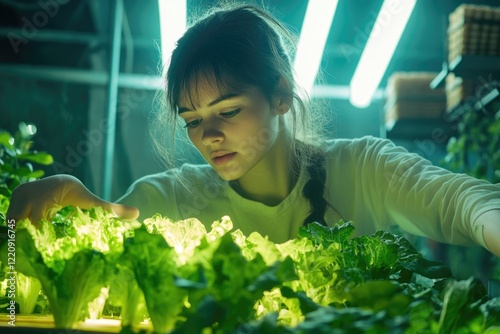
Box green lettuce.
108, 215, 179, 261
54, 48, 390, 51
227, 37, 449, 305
0, 206, 137, 328
2, 210, 499, 333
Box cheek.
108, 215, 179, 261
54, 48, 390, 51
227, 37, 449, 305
186, 130, 202, 150
251, 111, 279, 141
236, 118, 278, 155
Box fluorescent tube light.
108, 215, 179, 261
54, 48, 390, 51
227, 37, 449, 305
293, 0, 338, 98
349, 0, 416, 108
158, 0, 187, 72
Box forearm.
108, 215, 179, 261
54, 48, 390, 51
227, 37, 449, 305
478, 209, 500, 257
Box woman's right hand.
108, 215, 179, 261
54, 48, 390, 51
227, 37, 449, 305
6, 174, 140, 226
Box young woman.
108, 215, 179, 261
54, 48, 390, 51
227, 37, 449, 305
7, 4, 500, 256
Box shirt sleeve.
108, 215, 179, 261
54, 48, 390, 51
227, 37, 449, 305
115, 171, 179, 221
364, 137, 500, 247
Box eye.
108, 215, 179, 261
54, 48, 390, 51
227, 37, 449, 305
184, 119, 202, 129
220, 109, 241, 118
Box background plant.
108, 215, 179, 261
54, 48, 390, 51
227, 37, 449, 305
443, 100, 500, 183
0, 122, 53, 224
442, 97, 500, 284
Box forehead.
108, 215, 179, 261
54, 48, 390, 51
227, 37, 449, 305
178, 70, 245, 110
178, 74, 222, 109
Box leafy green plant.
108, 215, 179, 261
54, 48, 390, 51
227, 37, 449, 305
0, 122, 54, 320
443, 101, 500, 183
104, 264, 148, 329
2, 209, 500, 333
0, 122, 53, 223
0, 122, 499, 333
442, 101, 500, 286
0, 206, 139, 328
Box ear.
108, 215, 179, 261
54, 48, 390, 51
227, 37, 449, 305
272, 77, 292, 115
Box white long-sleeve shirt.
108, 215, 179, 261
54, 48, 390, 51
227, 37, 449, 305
117, 136, 500, 247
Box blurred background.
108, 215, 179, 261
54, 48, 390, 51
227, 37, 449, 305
0, 0, 499, 281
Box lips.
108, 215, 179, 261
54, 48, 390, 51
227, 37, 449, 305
210, 151, 236, 166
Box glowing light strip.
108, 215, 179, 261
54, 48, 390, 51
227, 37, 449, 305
293, 0, 338, 98
158, 0, 187, 72
349, 0, 416, 108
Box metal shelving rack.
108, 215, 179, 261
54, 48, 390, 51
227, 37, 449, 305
0, 0, 163, 200
430, 55, 500, 89
430, 55, 500, 122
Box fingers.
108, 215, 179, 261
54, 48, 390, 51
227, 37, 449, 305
74, 199, 140, 221
30, 202, 47, 228
110, 203, 140, 221
60, 178, 140, 220
6, 175, 140, 225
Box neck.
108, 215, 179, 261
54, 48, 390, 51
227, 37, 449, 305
230, 131, 298, 206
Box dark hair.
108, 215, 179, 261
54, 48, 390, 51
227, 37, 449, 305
302, 152, 328, 226
150, 3, 331, 226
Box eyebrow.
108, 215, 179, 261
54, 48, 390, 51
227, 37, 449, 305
178, 92, 241, 114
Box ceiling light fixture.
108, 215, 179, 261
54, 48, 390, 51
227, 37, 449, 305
349, 0, 416, 108
158, 0, 187, 73
293, 0, 339, 98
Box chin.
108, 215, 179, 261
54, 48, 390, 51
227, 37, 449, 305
214, 169, 242, 181
212, 163, 246, 181
217, 173, 238, 181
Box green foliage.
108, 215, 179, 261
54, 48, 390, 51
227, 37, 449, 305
0, 123, 52, 317
443, 104, 500, 183
442, 102, 500, 294
121, 226, 186, 333
104, 264, 148, 328
0, 121, 498, 332
0, 122, 53, 223
13, 271, 42, 315
2, 211, 500, 333
0, 207, 139, 328
436, 277, 487, 334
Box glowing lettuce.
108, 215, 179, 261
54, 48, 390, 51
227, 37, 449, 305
2, 209, 499, 333
2, 207, 138, 328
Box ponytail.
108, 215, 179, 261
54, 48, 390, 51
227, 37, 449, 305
302, 152, 329, 226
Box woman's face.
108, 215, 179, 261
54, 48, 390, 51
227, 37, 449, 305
178, 82, 284, 181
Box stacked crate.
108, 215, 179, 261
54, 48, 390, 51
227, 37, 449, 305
445, 73, 481, 112
448, 4, 500, 62
446, 4, 500, 112
385, 72, 446, 130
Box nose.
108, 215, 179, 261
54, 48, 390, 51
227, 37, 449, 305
201, 118, 225, 146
